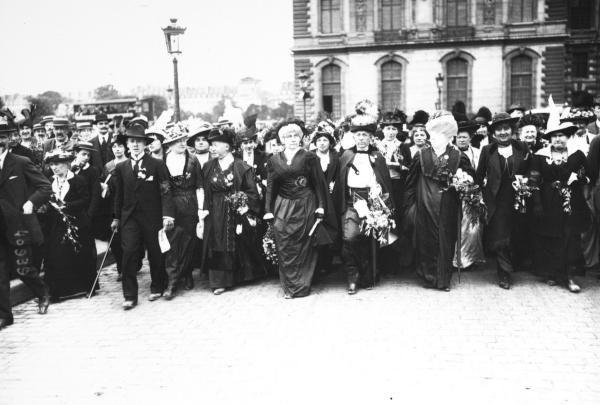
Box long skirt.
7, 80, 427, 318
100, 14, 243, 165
273, 193, 318, 297
533, 226, 582, 283
453, 204, 485, 268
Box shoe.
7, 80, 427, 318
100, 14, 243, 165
148, 292, 163, 301
184, 275, 194, 290
284, 293, 293, 299
163, 289, 176, 301
0, 318, 14, 330
38, 295, 50, 315
499, 274, 512, 290
122, 300, 137, 310
347, 283, 357, 295
213, 288, 226, 295
567, 279, 581, 293
546, 279, 557, 287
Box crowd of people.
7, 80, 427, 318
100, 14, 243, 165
1, 97, 600, 328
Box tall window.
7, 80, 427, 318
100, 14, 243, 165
446, 0, 468, 26
446, 58, 468, 110
510, 0, 535, 23
380, 0, 404, 30
381, 61, 402, 111
572, 52, 589, 78
321, 0, 342, 33
570, 0, 592, 29
322, 64, 342, 119
510, 55, 533, 108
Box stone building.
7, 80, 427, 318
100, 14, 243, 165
291, 0, 600, 120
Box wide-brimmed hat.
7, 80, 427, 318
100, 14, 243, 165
44, 150, 75, 164
125, 124, 153, 144
208, 127, 235, 147
544, 122, 578, 139
186, 122, 213, 147
456, 120, 479, 135
110, 134, 127, 146
73, 141, 96, 153
162, 125, 189, 146
214, 119, 232, 128
145, 126, 166, 143
95, 113, 110, 124
237, 128, 258, 145
129, 115, 149, 129
518, 114, 542, 129
380, 110, 406, 129
560, 108, 595, 124
507, 104, 526, 114
489, 112, 519, 131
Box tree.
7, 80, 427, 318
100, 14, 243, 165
26, 90, 65, 120
0, 97, 4, 110
94, 84, 120, 100
271, 102, 293, 119
212, 97, 227, 121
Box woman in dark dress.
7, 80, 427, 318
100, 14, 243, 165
43, 151, 96, 300
201, 128, 261, 295
264, 120, 328, 298
476, 113, 532, 289
311, 123, 340, 277
404, 112, 474, 291
530, 122, 589, 293
163, 129, 203, 299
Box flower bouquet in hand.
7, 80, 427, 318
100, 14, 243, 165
355, 183, 396, 246
48, 195, 81, 251
450, 168, 487, 226
226, 191, 250, 235
552, 181, 572, 214
262, 222, 278, 265
512, 175, 538, 213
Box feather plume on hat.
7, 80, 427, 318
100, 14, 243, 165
350, 99, 379, 133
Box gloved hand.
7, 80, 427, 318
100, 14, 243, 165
110, 219, 120, 233
263, 213, 274, 221
314, 208, 325, 219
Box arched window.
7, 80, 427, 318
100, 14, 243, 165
446, 0, 468, 27
321, 64, 342, 119
446, 58, 468, 110
380, 0, 404, 30
321, 0, 342, 33
510, 55, 533, 108
510, 0, 535, 23
381, 61, 402, 111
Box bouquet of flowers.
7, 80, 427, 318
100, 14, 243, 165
450, 169, 487, 226
226, 191, 249, 234
48, 196, 81, 251
355, 184, 396, 246
512, 175, 538, 213
552, 181, 572, 214
262, 222, 278, 265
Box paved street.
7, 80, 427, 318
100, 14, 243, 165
1, 262, 599, 405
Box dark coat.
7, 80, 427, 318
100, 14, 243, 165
73, 164, 102, 218
0, 152, 51, 243
89, 134, 114, 172
113, 153, 175, 228
10, 144, 37, 165
475, 140, 532, 223
333, 147, 395, 216
587, 120, 600, 136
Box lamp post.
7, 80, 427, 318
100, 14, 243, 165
297, 70, 311, 123
435, 73, 444, 110
162, 18, 186, 121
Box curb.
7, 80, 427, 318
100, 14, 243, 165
10, 240, 115, 306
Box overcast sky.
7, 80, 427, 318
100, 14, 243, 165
0, 0, 293, 96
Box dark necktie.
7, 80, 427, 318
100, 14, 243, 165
133, 158, 140, 177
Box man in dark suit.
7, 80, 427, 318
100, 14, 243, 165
88, 113, 114, 173
587, 101, 600, 136
8, 131, 37, 164
0, 119, 52, 330
111, 125, 175, 310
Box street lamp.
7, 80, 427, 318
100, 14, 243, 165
162, 18, 186, 121
435, 73, 444, 110
297, 70, 311, 123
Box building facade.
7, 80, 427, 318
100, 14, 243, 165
292, 0, 600, 120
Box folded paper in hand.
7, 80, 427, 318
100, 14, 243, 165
158, 229, 170, 253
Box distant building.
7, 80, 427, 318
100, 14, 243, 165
291, 0, 600, 120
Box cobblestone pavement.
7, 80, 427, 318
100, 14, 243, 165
1, 262, 599, 405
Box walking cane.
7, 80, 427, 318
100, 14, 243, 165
456, 204, 463, 284
88, 229, 117, 299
